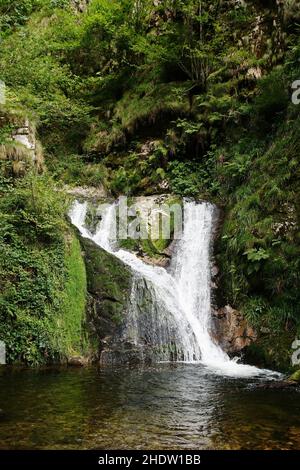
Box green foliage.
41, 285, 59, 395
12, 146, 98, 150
0, 4, 91, 153
253, 67, 289, 131
47, 153, 108, 187
113, 82, 189, 136
104, 142, 171, 196
168, 150, 221, 198
222, 153, 252, 187
216, 109, 300, 333
243, 248, 270, 275
0, 172, 87, 364
168, 161, 202, 197
0, 0, 44, 37
1, 0, 300, 368
242, 297, 268, 327
0, 171, 67, 241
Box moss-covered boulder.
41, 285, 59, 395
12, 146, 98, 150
289, 369, 300, 383
80, 236, 132, 359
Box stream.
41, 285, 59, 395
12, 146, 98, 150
0, 365, 300, 450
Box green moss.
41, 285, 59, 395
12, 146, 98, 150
57, 234, 87, 356
80, 236, 132, 339
289, 369, 300, 383
151, 196, 181, 253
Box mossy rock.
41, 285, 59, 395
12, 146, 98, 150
80, 236, 132, 353
289, 369, 300, 383
119, 195, 182, 260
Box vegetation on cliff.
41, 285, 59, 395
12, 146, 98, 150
0, 0, 299, 368
0, 170, 87, 364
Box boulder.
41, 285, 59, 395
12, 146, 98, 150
289, 369, 300, 383
212, 305, 257, 354
67, 356, 89, 367
80, 236, 132, 360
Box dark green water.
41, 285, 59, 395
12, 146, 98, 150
0, 364, 299, 450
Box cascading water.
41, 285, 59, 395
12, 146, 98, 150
70, 199, 278, 377
170, 202, 229, 365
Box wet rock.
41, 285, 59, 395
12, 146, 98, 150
212, 305, 257, 354
67, 356, 89, 367
100, 341, 150, 367
138, 141, 157, 157
256, 380, 299, 390
211, 265, 219, 278
80, 236, 132, 360
125, 195, 180, 266
142, 256, 169, 268
99, 275, 182, 366
246, 66, 262, 80
158, 179, 170, 190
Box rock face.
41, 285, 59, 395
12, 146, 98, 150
81, 235, 176, 366
0, 117, 44, 176
99, 274, 181, 365
71, 0, 90, 13
212, 305, 257, 354
118, 194, 181, 267
12, 119, 43, 171
80, 236, 132, 361
81, 233, 179, 365
77, 195, 185, 365
65, 185, 107, 200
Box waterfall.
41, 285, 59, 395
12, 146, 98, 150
170, 202, 228, 365
70, 199, 277, 377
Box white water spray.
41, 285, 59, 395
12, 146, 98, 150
70, 199, 279, 378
